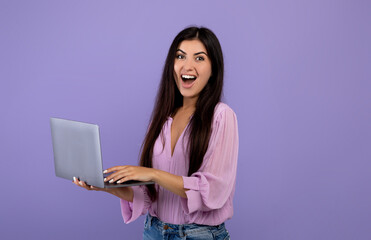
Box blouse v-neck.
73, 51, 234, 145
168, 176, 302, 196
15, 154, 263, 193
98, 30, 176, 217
168, 117, 190, 158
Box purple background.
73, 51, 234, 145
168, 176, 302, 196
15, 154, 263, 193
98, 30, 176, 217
1, 1, 370, 239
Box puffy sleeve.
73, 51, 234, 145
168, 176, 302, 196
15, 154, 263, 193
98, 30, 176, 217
120, 185, 151, 223
181, 106, 239, 214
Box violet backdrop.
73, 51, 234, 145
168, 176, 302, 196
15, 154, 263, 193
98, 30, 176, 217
0, 0, 370, 239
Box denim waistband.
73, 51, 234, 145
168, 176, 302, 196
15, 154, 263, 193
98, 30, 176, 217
145, 214, 226, 238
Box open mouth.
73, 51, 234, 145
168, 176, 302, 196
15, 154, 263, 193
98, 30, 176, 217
181, 74, 197, 84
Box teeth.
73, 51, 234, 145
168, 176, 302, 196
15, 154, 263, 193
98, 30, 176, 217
182, 75, 196, 79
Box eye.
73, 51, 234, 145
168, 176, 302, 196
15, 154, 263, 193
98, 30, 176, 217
196, 56, 205, 61
176, 54, 185, 60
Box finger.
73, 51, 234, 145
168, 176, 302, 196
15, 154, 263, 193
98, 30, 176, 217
117, 176, 132, 184
115, 169, 137, 183
104, 169, 131, 183
73, 177, 82, 187
115, 166, 148, 183
79, 180, 92, 190
104, 172, 118, 183
79, 181, 90, 189
73, 178, 88, 190
106, 174, 124, 183
103, 166, 121, 174
103, 165, 130, 174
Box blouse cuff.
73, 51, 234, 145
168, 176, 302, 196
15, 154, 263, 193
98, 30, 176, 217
182, 176, 205, 214
120, 186, 150, 223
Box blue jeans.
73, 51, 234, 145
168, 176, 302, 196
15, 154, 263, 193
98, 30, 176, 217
143, 214, 231, 240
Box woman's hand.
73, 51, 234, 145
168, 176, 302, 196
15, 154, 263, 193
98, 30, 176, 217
103, 165, 156, 184
104, 166, 187, 198
72, 176, 111, 192
73, 165, 186, 199
72, 177, 134, 202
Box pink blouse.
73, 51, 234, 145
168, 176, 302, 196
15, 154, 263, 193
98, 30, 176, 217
120, 103, 239, 226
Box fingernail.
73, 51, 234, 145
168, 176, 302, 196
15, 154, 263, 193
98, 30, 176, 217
73, 177, 76, 181
79, 181, 83, 186
103, 170, 107, 174
104, 178, 107, 181
109, 179, 114, 183
117, 180, 121, 184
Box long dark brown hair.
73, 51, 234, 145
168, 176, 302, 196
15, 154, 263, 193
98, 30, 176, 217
140, 26, 224, 201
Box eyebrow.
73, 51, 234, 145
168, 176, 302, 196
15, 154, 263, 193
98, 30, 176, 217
176, 49, 208, 56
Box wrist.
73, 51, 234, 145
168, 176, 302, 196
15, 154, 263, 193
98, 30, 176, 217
151, 168, 160, 183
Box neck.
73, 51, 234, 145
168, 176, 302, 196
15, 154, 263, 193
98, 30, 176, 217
182, 96, 197, 111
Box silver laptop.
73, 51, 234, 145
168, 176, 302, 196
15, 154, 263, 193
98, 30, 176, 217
50, 117, 154, 188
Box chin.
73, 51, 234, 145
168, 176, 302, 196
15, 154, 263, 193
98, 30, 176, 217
180, 93, 199, 100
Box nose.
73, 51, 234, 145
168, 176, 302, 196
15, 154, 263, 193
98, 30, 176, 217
183, 57, 195, 71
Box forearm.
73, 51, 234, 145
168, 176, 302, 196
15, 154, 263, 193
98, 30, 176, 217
102, 165, 188, 199
152, 169, 188, 198
108, 187, 134, 202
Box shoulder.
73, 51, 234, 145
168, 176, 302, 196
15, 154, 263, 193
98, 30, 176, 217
206, 103, 238, 152
212, 102, 238, 127
214, 102, 237, 119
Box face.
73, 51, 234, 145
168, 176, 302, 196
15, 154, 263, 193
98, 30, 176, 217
174, 39, 212, 101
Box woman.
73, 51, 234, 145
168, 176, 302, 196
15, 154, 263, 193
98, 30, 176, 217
74, 26, 238, 240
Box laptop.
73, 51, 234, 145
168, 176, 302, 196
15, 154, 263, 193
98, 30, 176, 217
50, 117, 154, 188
